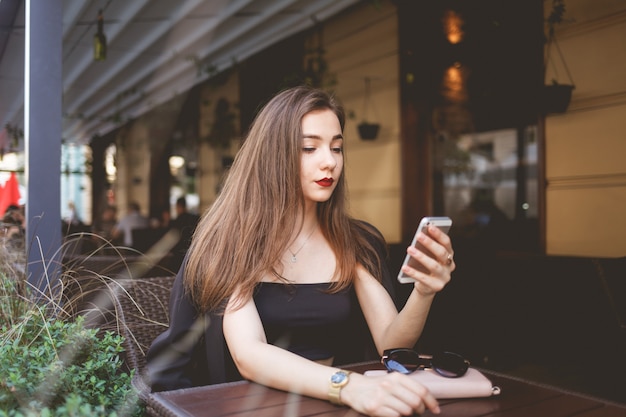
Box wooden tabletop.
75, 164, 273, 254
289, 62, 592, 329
146, 362, 626, 417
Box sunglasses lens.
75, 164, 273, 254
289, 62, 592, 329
383, 349, 421, 374
431, 351, 469, 378
385, 359, 412, 374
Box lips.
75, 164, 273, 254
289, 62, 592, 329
316, 178, 334, 187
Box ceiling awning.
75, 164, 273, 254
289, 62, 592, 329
0, 0, 359, 146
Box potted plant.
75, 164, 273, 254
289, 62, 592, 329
357, 77, 381, 140
0, 241, 142, 415
357, 121, 380, 141
542, 80, 574, 113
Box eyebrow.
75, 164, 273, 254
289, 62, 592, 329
302, 134, 344, 140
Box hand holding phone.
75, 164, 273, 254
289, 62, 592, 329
397, 217, 452, 284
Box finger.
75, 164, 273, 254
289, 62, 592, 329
383, 396, 418, 417
418, 231, 454, 267
406, 245, 440, 272
369, 376, 419, 417
420, 391, 441, 415
394, 376, 440, 415
403, 250, 450, 293
384, 377, 427, 416
426, 223, 452, 247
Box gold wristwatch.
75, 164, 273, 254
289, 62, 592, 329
329, 370, 352, 406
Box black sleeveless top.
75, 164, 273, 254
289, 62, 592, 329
254, 282, 353, 360
147, 221, 396, 391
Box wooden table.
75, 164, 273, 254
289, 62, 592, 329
146, 362, 626, 416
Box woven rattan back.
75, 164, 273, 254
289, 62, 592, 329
114, 276, 175, 373
65, 273, 175, 403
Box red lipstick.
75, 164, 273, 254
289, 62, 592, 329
316, 178, 334, 187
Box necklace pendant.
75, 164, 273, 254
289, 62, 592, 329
288, 226, 316, 265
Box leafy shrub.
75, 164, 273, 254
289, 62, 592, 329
0, 308, 140, 416
0, 233, 150, 417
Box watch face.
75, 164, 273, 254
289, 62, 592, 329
331, 372, 348, 385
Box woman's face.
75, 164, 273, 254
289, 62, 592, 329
299, 109, 344, 206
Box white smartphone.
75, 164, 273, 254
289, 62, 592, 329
397, 216, 452, 284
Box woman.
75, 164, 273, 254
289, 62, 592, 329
147, 85, 454, 416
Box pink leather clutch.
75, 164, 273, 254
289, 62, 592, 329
364, 367, 501, 399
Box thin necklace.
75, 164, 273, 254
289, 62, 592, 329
288, 227, 316, 263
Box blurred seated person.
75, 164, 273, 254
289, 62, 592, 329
150, 206, 172, 229
2, 205, 25, 248
3, 205, 25, 231
110, 202, 149, 247
170, 196, 200, 253
454, 188, 509, 249
92, 204, 118, 242
64, 201, 82, 226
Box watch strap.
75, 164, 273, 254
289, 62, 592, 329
328, 370, 352, 406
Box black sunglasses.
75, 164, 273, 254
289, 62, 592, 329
381, 348, 470, 378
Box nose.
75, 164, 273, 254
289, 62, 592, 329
320, 148, 338, 170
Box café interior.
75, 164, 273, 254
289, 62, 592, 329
0, 0, 624, 408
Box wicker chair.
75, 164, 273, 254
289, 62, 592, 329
79, 275, 176, 402
122, 277, 176, 402
114, 276, 175, 372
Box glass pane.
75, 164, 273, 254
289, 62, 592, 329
438, 126, 539, 252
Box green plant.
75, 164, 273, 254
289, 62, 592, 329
0, 314, 138, 416
546, 0, 566, 40
280, 23, 336, 90
544, 0, 571, 73
0, 235, 150, 416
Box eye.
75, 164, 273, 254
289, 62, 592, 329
302, 147, 316, 153
332, 146, 343, 153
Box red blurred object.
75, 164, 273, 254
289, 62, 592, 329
0, 172, 21, 216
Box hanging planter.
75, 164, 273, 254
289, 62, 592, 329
357, 122, 380, 140
542, 36, 575, 114
357, 77, 381, 140
542, 0, 575, 114
542, 82, 574, 114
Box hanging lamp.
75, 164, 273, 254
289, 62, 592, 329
94, 9, 107, 61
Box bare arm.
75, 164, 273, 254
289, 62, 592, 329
223, 295, 332, 396
357, 223, 455, 353
223, 292, 440, 416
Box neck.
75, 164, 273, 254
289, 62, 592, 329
288, 206, 319, 252
299, 204, 319, 237
286, 216, 318, 263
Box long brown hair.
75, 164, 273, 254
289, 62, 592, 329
185, 85, 385, 312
